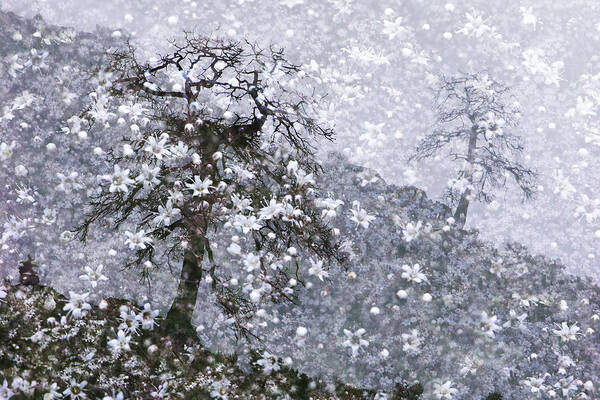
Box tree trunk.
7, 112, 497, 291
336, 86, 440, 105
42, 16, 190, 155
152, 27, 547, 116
165, 245, 204, 334
454, 123, 479, 229
453, 188, 470, 229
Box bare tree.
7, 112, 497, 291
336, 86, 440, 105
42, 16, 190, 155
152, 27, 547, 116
410, 73, 537, 229
73, 33, 345, 339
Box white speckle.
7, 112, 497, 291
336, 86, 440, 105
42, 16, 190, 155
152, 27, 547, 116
296, 326, 308, 337
250, 290, 261, 303
15, 165, 28, 176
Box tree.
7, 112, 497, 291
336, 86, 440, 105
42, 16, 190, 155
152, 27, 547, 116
410, 73, 537, 229
73, 33, 346, 339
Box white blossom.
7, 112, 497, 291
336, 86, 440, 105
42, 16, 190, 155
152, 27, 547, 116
124, 229, 153, 250
63, 292, 92, 319
79, 265, 108, 288
342, 328, 369, 357
349, 201, 375, 229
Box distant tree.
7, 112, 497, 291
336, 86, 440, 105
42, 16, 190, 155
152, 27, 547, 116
18, 255, 39, 286
410, 73, 537, 228
73, 33, 345, 339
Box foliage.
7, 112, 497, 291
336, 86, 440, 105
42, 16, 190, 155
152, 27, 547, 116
0, 279, 400, 399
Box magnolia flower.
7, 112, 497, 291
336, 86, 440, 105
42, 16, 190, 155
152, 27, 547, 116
44, 382, 62, 400
255, 352, 280, 375
401, 263, 427, 284
459, 355, 483, 376
234, 214, 262, 234
63, 379, 87, 399
433, 381, 458, 400
0, 141, 16, 161
349, 201, 375, 229
137, 303, 159, 330
150, 382, 169, 399
318, 198, 344, 220
102, 165, 135, 193
308, 258, 329, 281
294, 169, 315, 188
153, 200, 181, 226
119, 306, 141, 334
108, 330, 133, 354
403, 220, 422, 242
63, 291, 92, 319
230, 194, 253, 212
401, 329, 422, 354
210, 377, 231, 399
79, 264, 109, 288
553, 322, 580, 342
168, 188, 185, 205
42, 208, 57, 225
287, 160, 299, 174
480, 311, 502, 338
281, 202, 303, 225
258, 198, 284, 220
186, 175, 213, 197
56, 171, 82, 193
136, 164, 160, 187
503, 309, 527, 330
144, 134, 170, 159
342, 328, 369, 357
124, 229, 153, 250
0, 380, 13, 400
170, 141, 189, 158
557, 354, 575, 374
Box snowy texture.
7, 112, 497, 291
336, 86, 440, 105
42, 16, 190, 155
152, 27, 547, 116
1, 3, 600, 400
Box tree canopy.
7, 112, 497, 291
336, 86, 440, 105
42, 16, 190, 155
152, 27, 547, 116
411, 73, 537, 228
73, 33, 347, 338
